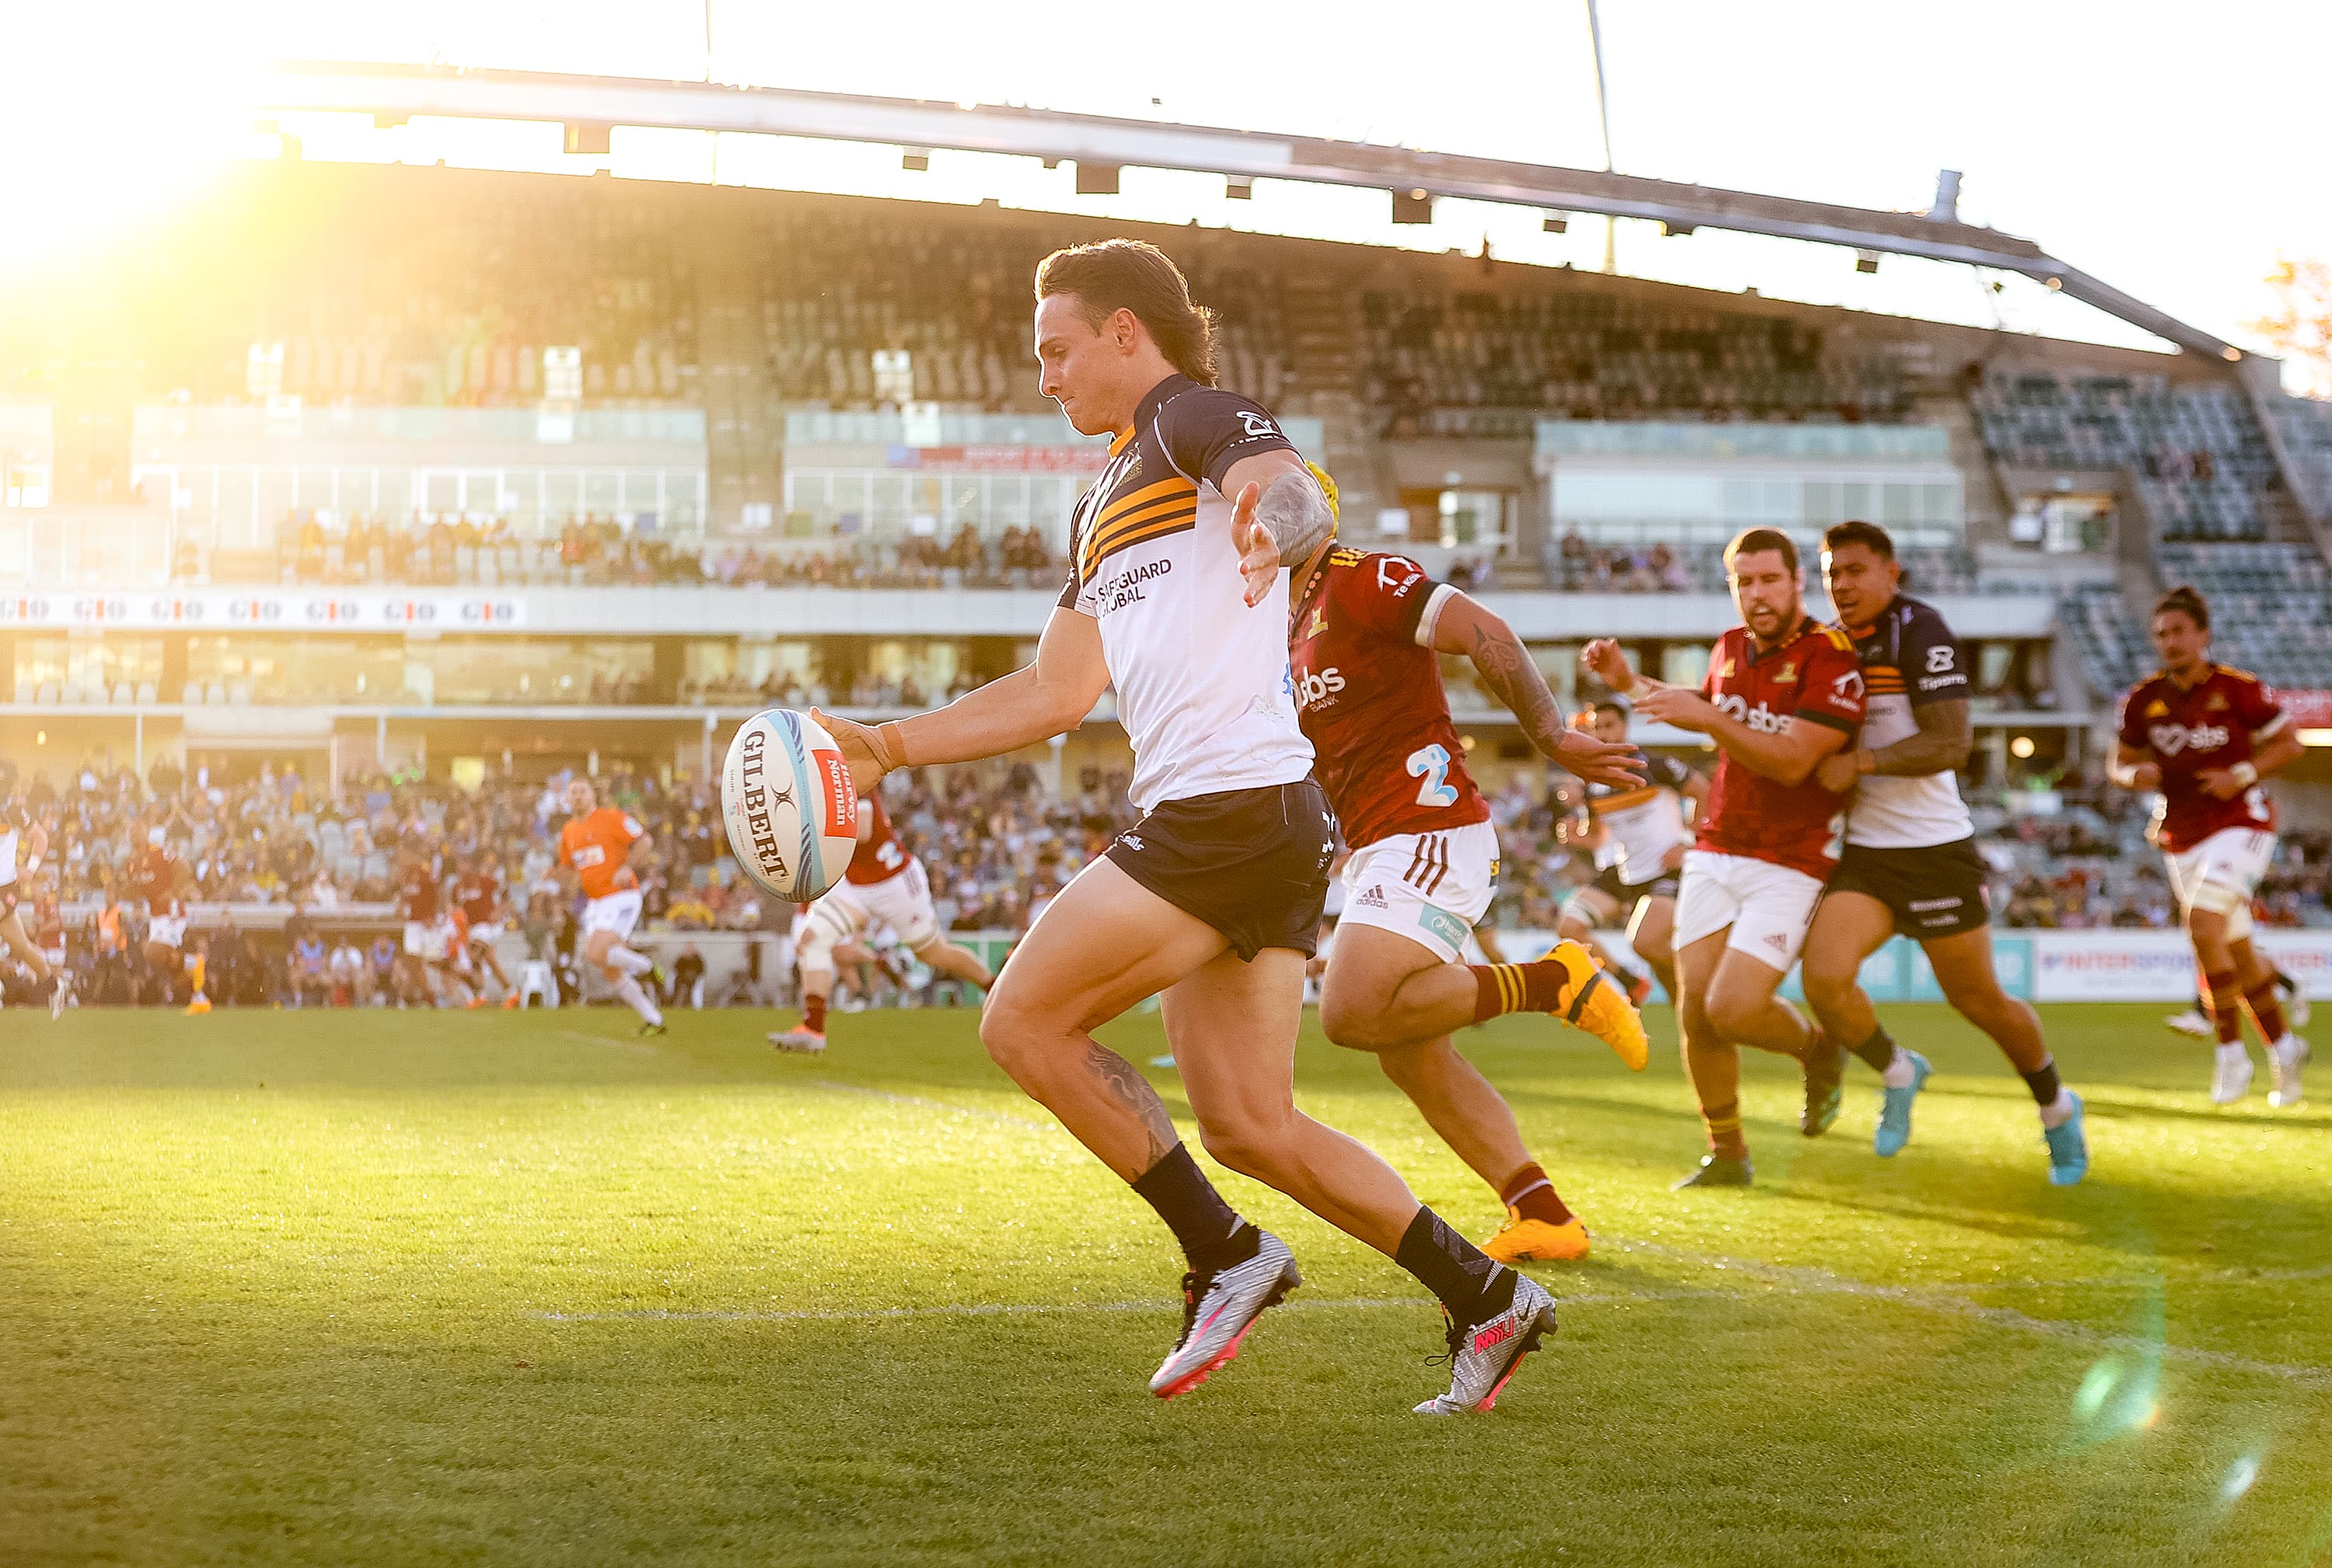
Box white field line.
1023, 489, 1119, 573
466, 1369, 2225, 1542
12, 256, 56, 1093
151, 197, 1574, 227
558, 1029, 663, 1056
1608, 1240, 2332, 1388
807, 1079, 1058, 1133
537, 1075, 2332, 1386
538, 1287, 1712, 1326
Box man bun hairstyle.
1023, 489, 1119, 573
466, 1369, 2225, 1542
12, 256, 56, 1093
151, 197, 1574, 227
1822, 519, 1895, 560
1035, 239, 1219, 386
1723, 526, 1800, 576
2154, 585, 2211, 631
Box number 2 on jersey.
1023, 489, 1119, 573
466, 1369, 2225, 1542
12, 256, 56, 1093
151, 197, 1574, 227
1407, 744, 1459, 808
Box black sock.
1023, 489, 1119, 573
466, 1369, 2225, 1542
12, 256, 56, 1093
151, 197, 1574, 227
2020, 1057, 2064, 1108
1129, 1144, 1245, 1267
1850, 1025, 1900, 1077
1395, 1207, 1516, 1325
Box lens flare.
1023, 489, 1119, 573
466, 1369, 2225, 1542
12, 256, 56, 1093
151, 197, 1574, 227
2221, 1455, 2260, 1503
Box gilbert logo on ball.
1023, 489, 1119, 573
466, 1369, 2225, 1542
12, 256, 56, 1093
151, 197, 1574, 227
721, 708, 861, 902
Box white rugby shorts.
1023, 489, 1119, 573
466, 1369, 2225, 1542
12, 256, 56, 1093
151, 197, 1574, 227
2165, 827, 2274, 931
466, 920, 503, 947
148, 914, 187, 948
1674, 849, 1824, 973
807, 861, 940, 951
580, 888, 644, 945
402, 920, 443, 960
1337, 819, 1500, 966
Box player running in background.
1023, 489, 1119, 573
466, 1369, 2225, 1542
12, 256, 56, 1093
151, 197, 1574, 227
451, 853, 518, 1008
1287, 515, 1648, 1264
557, 778, 665, 1036
1801, 522, 2086, 1183
1556, 700, 1706, 1006
2109, 587, 2309, 1106
818, 239, 1560, 1415
1586, 527, 1866, 1189
770, 789, 996, 1054
0, 797, 68, 1017
2167, 969, 2307, 1039
131, 823, 193, 1006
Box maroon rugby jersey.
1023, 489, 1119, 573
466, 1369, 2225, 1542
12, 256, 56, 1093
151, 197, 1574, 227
1695, 618, 1866, 879
2115, 664, 2283, 852
843, 793, 912, 885
453, 864, 504, 924
397, 861, 440, 924
1289, 546, 1488, 848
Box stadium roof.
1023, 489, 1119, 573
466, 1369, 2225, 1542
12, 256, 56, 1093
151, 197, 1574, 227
260, 59, 2246, 364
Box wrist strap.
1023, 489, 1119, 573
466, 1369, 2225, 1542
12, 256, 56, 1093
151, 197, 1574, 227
877, 721, 911, 771
2232, 760, 2259, 787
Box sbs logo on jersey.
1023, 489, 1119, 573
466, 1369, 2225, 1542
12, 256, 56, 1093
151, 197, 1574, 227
1294, 667, 1346, 708
2149, 722, 2229, 755
1713, 693, 1793, 735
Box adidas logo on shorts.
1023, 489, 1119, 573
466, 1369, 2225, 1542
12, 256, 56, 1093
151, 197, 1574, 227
1764, 931, 1789, 952
1355, 884, 1389, 910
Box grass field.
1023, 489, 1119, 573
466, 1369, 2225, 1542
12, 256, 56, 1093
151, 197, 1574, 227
2, 1000, 2327, 1567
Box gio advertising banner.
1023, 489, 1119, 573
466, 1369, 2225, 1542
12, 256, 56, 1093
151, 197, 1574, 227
1475, 930, 2332, 1004
0, 590, 525, 631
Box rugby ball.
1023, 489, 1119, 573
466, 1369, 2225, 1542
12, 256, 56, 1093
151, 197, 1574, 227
721, 708, 861, 903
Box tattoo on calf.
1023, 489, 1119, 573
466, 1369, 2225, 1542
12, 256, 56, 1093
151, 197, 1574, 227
1255, 470, 1335, 566
1084, 1042, 1179, 1166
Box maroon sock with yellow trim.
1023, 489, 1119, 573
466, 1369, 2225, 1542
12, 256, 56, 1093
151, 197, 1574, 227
1469, 959, 1573, 1024
2205, 969, 2243, 1046
1498, 1161, 1575, 1227
1702, 1100, 1748, 1161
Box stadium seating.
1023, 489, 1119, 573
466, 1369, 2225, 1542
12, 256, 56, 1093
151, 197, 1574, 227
1362, 290, 1911, 431
1969, 372, 2284, 542
2060, 538, 2332, 706
2155, 541, 2332, 686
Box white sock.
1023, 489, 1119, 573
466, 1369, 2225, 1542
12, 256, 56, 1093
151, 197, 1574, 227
2038, 1090, 2075, 1129
1880, 1052, 1917, 1089
615, 975, 663, 1025
2215, 1042, 2249, 1068
608, 946, 653, 978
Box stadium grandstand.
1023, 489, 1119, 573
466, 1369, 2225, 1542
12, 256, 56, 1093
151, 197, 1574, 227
2, 102, 2330, 1001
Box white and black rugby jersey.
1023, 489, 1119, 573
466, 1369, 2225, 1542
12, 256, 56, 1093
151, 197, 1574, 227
1058, 374, 1314, 812
1840, 593, 1974, 848
1580, 749, 1696, 885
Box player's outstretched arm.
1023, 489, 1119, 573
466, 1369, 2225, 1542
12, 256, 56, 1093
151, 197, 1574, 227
815, 606, 1110, 792
1436, 597, 1641, 787
1228, 452, 1335, 607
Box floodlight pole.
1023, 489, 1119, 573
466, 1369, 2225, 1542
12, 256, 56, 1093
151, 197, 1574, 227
1585, 0, 1616, 273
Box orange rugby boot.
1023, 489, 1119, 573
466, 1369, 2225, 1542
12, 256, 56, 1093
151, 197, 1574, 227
1482, 1210, 1591, 1264
1547, 940, 1650, 1070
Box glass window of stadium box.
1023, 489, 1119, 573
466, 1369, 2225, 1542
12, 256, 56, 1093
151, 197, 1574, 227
12, 636, 162, 704
784, 467, 1077, 550
864, 639, 969, 705
144, 463, 704, 549
681, 639, 822, 703
184, 635, 403, 705
414, 637, 656, 705
1661, 644, 1713, 689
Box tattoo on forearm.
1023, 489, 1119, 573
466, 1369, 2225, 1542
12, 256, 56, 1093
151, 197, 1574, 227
1255, 470, 1335, 565
1470, 624, 1565, 749
1083, 1042, 1179, 1167
1872, 699, 1972, 777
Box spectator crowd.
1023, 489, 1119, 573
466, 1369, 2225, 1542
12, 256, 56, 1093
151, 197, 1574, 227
5, 747, 2326, 1011
258, 512, 1058, 592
